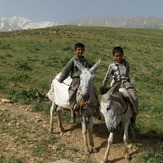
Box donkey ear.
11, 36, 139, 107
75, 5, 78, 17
89, 59, 101, 74
73, 59, 86, 71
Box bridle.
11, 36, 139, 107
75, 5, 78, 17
55, 77, 79, 90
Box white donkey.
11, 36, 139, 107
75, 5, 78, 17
47, 59, 100, 154
100, 86, 133, 163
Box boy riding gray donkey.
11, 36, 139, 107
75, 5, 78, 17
58, 42, 100, 123
100, 46, 138, 130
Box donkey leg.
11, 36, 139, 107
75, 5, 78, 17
57, 107, 65, 133
88, 115, 97, 153
49, 102, 56, 133
69, 108, 76, 124
123, 121, 131, 160
81, 118, 90, 154
101, 132, 114, 163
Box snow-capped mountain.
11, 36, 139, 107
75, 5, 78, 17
0, 17, 59, 31
1, 16, 163, 32
70, 17, 163, 29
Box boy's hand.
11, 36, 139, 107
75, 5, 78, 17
58, 79, 63, 83
99, 86, 109, 95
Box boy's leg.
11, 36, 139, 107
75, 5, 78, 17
123, 82, 139, 130
53, 103, 58, 112
93, 86, 101, 120
68, 78, 79, 123
127, 88, 138, 113
69, 88, 77, 123
127, 87, 139, 129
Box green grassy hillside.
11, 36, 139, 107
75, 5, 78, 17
0, 26, 162, 162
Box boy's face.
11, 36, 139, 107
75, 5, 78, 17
75, 47, 85, 57
113, 52, 123, 64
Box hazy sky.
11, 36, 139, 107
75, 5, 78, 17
0, 0, 163, 24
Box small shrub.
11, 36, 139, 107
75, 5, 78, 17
0, 54, 5, 59
15, 59, 32, 71
31, 101, 51, 113
139, 149, 163, 163
0, 81, 7, 90
60, 56, 71, 67
10, 72, 30, 82
32, 136, 57, 157
7, 88, 46, 104
5, 53, 14, 58
32, 101, 44, 112
63, 45, 72, 51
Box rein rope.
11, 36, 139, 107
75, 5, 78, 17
122, 103, 128, 114
54, 76, 97, 119
55, 77, 80, 90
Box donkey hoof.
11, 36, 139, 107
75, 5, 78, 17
59, 130, 66, 135
60, 128, 65, 133
125, 154, 131, 160
100, 160, 109, 163
60, 132, 64, 135
69, 117, 76, 124
85, 149, 91, 155
127, 143, 133, 149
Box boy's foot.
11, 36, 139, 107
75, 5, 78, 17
69, 113, 76, 124
131, 119, 138, 132
69, 117, 75, 124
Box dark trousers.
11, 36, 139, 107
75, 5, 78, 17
68, 78, 80, 109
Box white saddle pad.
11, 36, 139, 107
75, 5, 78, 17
47, 73, 72, 108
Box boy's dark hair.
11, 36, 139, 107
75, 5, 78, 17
74, 43, 85, 50
112, 46, 124, 56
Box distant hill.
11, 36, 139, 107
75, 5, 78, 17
70, 16, 163, 29
0, 17, 59, 32
1, 16, 163, 31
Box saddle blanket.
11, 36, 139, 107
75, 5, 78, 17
47, 73, 72, 108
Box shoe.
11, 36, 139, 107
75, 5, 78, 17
131, 118, 138, 132
69, 113, 76, 124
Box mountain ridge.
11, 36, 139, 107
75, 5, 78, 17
0, 16, 59, 31
70, 16, 163, 29
1, 16, 163, 31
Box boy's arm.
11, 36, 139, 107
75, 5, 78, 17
126, 61, 130, 82
58, 59, 73, 82
102, 65, 112, 87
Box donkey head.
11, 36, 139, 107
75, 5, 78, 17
73, 59, 100, 101
100, 91, 124, 132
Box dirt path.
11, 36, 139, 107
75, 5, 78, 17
0, 100, 146, 163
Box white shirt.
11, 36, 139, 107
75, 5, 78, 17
103, 59, 130, 87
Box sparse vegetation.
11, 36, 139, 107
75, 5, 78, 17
0, 25, 162, 162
